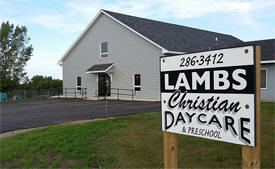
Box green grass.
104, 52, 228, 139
0, 102, 274, 168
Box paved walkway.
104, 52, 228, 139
0, 99, 160, 133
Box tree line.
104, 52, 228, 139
18, 75, 62, 91
0, 21, 62, 92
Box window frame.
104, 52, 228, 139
261, 69, 267, 89
100, 42, 108, 58
76, 76, 82, 90
133, 74, 141, 92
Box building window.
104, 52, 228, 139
100, 42, 108, 58
134, 74, 141, 91
261, 69, 267, 89
77, 76, 81, 90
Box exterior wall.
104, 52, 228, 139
261, 63, 275, 101
62, 14, 162, 101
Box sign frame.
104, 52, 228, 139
160, 45, 261, 169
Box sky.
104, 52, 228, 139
1, 0, 274, 80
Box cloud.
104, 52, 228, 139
25, 51, 62, 79
139, 0, 251, 19
29, 14, 86, 33
15, 0, 272, 34
65, 2, 101, 18
25, 59, 62, 79
30, 14, 65, 29
64, 0, 274, 30
65, 0, 252, 19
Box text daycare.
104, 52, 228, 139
163, 67, 253, 144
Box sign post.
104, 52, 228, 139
242, 46, 261, 169
160, 45, 261, 169
164, 132, 177, 169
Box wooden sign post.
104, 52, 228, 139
242, 46, 261, 169
161, 45, 261, 169
164, 132, 177, 169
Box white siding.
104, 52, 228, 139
62, 14, 162, 100
261, 63, 275, 101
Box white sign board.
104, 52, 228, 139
160, 46, 256, 146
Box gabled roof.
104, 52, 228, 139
103, 10, 243, 53
60, 10, 275, 65
86, 63, 114, 73
243, 39, 275, 62
58, 9, 243, 65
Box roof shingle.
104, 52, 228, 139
103, 10, 243, 53
243, 39, 275, 61
86, 63, 114, 72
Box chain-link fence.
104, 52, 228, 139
1, 88, 87, 102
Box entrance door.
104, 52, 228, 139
98, 74, 111, 96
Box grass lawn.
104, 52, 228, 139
0, 102, 274, 168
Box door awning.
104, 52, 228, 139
86, 63, 114, 74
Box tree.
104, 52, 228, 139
23, 75, 62, 90
0, 21, 33, 92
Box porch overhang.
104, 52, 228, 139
86, 63, 114, 74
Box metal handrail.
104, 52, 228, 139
57, 88, 87, 99
95, 88, 136, 101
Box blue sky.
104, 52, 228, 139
1, 0, 274, 79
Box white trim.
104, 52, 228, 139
163, 51, 186, 54
86, 64, 115, 74
86, 70, 105, 74
100, 42, 108, 59
105, 64, 114, 72
57, 10, 103, 65
107, 73, 112, 81
261, 60, 275, 64
261, 69, 267, 89
133, 74, 141, 92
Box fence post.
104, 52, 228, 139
132, 90, 134, 101
85, 88, 87, 99
117, 89, 119, 100
57, 88, 60, 99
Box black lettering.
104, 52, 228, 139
167, 91, 242, 113
240, 118, 251, 144
225, 116, 237, 136
198, 113, 207, 123
179, 91, 188, 108
211, 97, 219, 111
192, 96, 200, 109
208, 115, 222, 128
186, 112, 196, 123
198, 99, 206, 110
175, 112, 186, 126
165, 111, 174, 130
168, 90, 181, 108
229, 102, 241, 113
